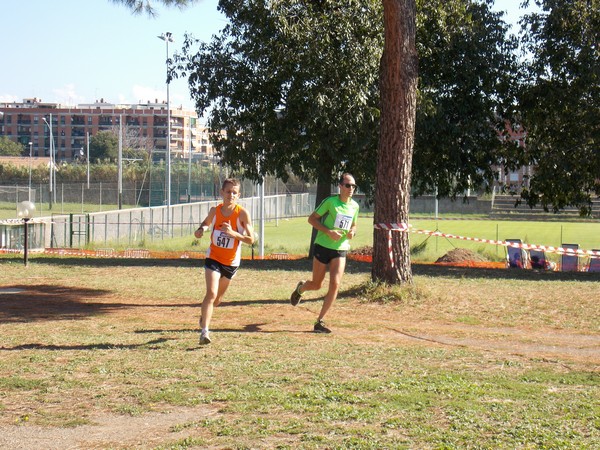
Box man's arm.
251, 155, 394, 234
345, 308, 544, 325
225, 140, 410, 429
194, 207, 216, 238
221, 208, 254, 245
308, 211, 344, 241
346, 221, 357, 239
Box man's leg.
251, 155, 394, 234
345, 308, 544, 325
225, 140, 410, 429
317, 256, 346, 321
202, 270, 232, 328
300, 257, 328, 293
213, 275, 231, 307
291, 257, 327, 306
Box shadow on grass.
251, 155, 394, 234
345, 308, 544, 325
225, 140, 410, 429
0, 338, 171, 352
0, 284, 202, 324
135, 323, 311, 335
0, 284, 115, 323
411, 263, 600, 282
12, 255, 600, 282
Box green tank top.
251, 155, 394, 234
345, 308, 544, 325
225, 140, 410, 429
314, 195, 360, 251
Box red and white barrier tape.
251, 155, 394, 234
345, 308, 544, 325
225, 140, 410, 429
375, 222, 600, 259
388, 230, 394, 268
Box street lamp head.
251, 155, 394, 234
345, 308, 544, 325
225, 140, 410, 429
158, 32, 174, 42
17, 201, 36, 219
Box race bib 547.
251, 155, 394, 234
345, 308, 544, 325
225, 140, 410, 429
213, 230, 234, 249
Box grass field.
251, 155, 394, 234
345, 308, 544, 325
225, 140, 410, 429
65, 215, 600, 265
1, 241, 599, 447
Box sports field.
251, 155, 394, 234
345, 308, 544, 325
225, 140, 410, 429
0, 236, 599, 447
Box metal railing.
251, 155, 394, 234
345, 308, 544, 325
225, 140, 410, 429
47, 193, 312, 248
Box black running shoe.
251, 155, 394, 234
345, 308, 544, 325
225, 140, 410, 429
290, 281, 305, 306
313, 319, 331, 334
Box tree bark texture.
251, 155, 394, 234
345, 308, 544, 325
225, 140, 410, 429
308, 155, 335, 258
372, 0, 418, 284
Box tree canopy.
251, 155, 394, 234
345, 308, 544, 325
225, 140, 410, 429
174, 0, 519, 202
517, 0, 600, 215
413, 0, 519, 198
89, 131, 119, 162
109, 0, 196, 16
0, 136, 25, 157
174, 0, 383, 204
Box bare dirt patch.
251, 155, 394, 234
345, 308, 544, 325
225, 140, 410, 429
0, 407, 216, 450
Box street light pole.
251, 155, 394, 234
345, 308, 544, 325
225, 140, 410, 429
28, 142, 33, 202
86, 132, 90, 189
17, 201, 35, 267
158, 31, 173, 233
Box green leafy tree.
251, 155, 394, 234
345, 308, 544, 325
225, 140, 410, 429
412, 0, 519, 199
0, 136, 25, 156
517, 0, 600, 215
174, 0, 383, 208
89, 131, 119, 162
109, 0, 196, 16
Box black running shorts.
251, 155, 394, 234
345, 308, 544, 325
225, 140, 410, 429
204, 258, 239, 279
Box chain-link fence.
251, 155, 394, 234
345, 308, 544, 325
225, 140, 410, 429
46, 193, 312, 248
2, 175, 305, 213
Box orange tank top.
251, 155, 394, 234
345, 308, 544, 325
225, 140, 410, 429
206, 204, 244, 266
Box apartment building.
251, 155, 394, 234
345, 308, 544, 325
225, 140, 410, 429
0, 98, 215, 162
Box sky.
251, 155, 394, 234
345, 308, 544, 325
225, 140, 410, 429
1, 0, 535, 113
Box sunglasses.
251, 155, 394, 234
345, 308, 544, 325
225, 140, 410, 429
343, 183, 357, 189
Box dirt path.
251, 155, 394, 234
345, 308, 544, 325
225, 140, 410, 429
0, 407, 218, 450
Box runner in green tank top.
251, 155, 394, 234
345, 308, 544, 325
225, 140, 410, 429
290, 173, 359, 333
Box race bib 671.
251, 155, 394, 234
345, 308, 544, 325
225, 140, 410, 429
334, 213, 353, 230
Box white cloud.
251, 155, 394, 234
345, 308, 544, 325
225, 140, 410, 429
0, 94, 20, 103
132, 85, 166, 104
52, 84, 86, 106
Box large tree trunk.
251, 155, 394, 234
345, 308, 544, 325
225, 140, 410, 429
308, 154, 335, 258
372, 0, 418, 284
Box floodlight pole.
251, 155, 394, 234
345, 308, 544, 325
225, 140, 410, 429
188, 122, 192, 203
42, 116, 56, 209
158, 31, 173, 234
28, 142, 33, 202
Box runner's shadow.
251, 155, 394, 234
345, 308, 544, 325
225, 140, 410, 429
0, 338, 170, 351
135, 324, 310, 334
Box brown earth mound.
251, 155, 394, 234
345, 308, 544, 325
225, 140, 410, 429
435, 248, 488, 263
348, 246, 501, 268
349, 246, 373, 256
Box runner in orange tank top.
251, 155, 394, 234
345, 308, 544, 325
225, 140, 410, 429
194, 178, 254, 345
